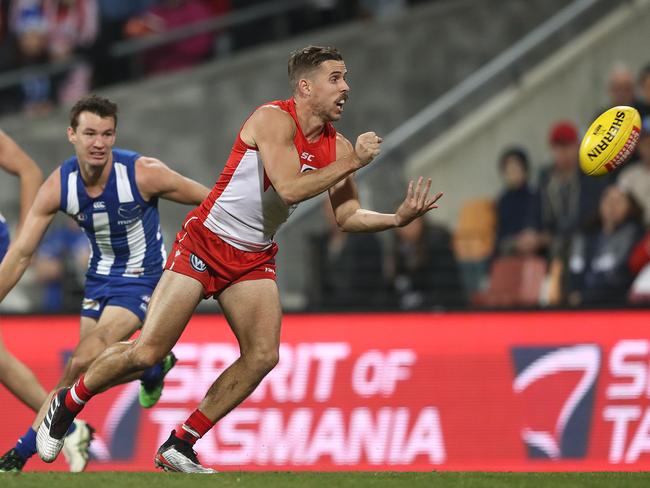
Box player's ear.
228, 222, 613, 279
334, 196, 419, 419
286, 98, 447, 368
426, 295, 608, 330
298, 78, 311, 97
66, 126, 76, 144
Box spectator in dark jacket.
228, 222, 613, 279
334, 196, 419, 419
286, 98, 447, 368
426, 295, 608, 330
518, 121, 611, 260
567, 185, 643, 306
308, 199, 387, 310
495, 146, 536, 255
388, 217, 465, 310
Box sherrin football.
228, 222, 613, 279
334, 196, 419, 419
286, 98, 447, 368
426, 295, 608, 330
579, 105, 641, 176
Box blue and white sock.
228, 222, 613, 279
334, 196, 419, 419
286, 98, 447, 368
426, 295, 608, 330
140, 362, 164, 390
14, 428, 37, 461
13, 420, 76, 462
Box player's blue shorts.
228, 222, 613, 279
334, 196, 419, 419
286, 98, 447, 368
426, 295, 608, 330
0, 215, 9, 262
81, 276, 157, 323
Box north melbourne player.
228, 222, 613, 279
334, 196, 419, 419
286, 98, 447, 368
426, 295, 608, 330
0, 95, 209, 472
37, 46, 442, 473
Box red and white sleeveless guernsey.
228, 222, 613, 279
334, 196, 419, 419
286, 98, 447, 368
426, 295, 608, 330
166, 98, 338, 295
197, 97, 337, 252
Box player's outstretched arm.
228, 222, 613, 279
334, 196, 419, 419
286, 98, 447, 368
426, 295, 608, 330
329, 135, 443, 233
135, 157, 210, 205
0, 170, 59, 302
0, 130, 43, 231
245, 106, 382, 206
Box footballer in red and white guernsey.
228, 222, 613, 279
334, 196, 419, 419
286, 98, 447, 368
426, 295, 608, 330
37, 46, 444, 473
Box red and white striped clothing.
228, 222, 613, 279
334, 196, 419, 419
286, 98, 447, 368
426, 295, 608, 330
192, 98, 338, 252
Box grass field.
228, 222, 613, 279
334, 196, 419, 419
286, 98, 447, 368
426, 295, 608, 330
2, 472, 650, 488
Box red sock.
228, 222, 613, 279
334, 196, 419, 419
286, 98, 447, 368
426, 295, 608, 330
64, 375, 94, 414
176, 409, 214, 445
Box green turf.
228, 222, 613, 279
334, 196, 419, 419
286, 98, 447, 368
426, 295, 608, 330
2, 472, 650, 488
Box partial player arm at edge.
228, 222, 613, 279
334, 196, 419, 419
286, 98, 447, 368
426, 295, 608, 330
135, 157, 210, 205
0, 169, 59, 303
0, 130, 44, 230
329, 136, 443, 232
248, 107, 373, 206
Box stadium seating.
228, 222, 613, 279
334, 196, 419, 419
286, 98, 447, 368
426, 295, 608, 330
452, 198, 496, 295
472, 255, 547, 308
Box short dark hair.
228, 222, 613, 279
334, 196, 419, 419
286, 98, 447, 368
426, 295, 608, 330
499, 146, 529, 173
69, 95, 118, 130
288, 46, 343, 91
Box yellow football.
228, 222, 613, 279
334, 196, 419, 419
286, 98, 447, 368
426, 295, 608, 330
579, 106, 641, 176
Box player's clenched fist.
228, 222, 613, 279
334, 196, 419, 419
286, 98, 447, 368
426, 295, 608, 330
354, 132, 383, 166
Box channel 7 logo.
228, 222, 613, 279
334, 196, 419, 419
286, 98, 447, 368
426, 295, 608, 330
511, 345, 601, 459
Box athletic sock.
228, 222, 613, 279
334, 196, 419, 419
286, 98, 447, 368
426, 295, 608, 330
14, 428, 37, 460
140, 361, 164, 390
64, 375, 94, 414
65, 421, 77, 437
175, 409, 214, 446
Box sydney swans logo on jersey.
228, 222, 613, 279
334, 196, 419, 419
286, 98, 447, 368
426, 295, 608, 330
511, 344, 601, 459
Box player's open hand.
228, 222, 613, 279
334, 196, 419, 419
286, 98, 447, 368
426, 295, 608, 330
394, 177, 443, 227
354, 132, 383, 166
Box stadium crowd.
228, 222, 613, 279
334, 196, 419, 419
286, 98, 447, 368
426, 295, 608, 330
0, 0, 431, 116
311, 61, 650, 311
22, 65, 650, 315
0, 2, 649, 313
482, 62, 650, 308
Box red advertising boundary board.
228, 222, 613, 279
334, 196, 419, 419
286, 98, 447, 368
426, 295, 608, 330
2, 311, 650, 472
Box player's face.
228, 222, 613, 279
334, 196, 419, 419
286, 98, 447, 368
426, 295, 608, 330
310, 60, 349, 122
67, 112, 116, 168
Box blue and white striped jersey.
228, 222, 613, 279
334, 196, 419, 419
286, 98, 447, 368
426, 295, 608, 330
59, 148, 165, 287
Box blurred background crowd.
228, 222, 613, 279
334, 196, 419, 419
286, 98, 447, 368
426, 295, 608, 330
1, 0, 649, 314
0, 0, 429, 116
309, 61, 650, 312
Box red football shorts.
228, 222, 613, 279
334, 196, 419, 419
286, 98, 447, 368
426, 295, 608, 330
164, 215, 278, 298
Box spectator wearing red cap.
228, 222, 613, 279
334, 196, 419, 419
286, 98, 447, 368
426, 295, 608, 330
549, 120, 578, 146
516, 120, 612, 264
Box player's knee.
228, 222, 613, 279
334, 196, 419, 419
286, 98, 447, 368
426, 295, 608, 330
131, 344, 166, 370
69, 335, 110, 377
68, 353, 94, 378
245, 347, 279, 376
